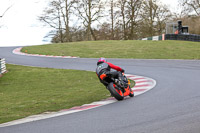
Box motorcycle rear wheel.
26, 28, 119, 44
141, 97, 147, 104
108, 83, 124, 101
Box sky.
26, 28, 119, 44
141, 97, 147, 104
0, 0, 179, 47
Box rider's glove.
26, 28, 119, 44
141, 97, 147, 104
121, 69, 125, 73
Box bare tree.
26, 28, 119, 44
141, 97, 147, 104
127, 0, 142, 39
0, 5, 13, 28
140, 0, 171, 37
110, 0, 115, 39
179, 0, 200, 16
62, 0, 76, 42
40, 0, 175, 42
96, 22, 111, 40
118, 0, 128, 40
74, 0, 104, 41
107, 0, 121, 40
142, 0, 158, 36
115, 0, 142, 40
39, 0, 75, 42
156, 5, 172, 35
0, 5, 13, 18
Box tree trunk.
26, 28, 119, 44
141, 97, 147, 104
111, 0, 114, 40
65, 0, 71, 42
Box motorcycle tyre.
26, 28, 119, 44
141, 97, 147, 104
108, 83, 124, 101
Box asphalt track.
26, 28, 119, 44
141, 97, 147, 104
1, 47, 200, 133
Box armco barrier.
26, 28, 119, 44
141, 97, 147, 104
165, 34, 200, 42
0, 58, 6, 76
142, 34, 200, 42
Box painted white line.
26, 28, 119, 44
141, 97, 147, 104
12, 47, 79, 59
0, 74, 156, 127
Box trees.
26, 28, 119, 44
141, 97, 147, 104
0, 5, 13, 28
126, 0, 142, 39
108, 0, 142, 40
39, 0, 75, 43
74, 0, 104, 41
176, 0, 200, 34
118, 0, 128, 40
140, 0, 171, 37
156, 5, 171, 35
179, 0, 200, 16
182, 16, 200, 34
0, 5, 13, 18
110, 0, 115, 40
141, 0, 159, 37
39, 0, 175, 42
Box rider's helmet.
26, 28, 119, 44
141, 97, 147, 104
97, 57, 107, 65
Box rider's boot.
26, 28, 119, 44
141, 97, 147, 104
129, 85, 134, 96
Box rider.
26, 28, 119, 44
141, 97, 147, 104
96, 57, 125, 87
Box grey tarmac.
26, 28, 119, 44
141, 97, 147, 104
0, 47, 200, 133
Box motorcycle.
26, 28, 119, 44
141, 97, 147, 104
100, 72, 134, 101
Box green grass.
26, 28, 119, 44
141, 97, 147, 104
0, 64, 109, 124
22, 40, 200, 59
0, 64, 135, 124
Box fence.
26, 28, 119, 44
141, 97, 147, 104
141, 34, 200, 42
165, 34, 200, 42
141, 34, 165, 41
0, 58, 6, 76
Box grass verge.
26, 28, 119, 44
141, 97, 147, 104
0, 64, 135, 124
0, 64, 108, 124
21, 40, 200, 59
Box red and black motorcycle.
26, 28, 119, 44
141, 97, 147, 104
100, 72, 134, 101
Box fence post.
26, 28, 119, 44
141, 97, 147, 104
0, 58, 1, 77
0, 58, 6, 76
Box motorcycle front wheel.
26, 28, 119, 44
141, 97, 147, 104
108, 82, 124, 101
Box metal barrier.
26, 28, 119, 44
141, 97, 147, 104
141, 34, 200, 42
0, 58, 6, 75
165, 34, 200, 42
